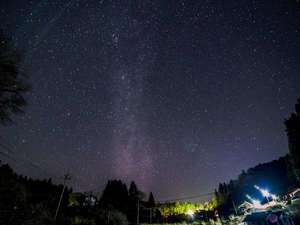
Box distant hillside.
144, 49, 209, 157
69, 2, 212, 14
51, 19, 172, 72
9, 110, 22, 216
214, 155, 298, 216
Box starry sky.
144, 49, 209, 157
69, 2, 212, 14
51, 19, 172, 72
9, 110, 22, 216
0, 0, 300, 201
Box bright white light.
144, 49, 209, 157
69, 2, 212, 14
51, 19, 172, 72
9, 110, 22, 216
261, 189, 271, 198
271, 194, 278, 200
246, 194, 253, 201
187, 209, 194, 217
252, 199, 262, 208
254, 185, 278, 200
246, 194, 262, 208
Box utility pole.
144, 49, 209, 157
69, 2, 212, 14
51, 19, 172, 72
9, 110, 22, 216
107, 210, 110, 225
54, 174, 71, 220
149, 208, 152, 224
137, 199, 140, 225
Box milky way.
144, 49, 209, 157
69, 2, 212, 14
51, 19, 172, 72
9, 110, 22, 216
107, 4, 158, 187
0, 0, 300, 201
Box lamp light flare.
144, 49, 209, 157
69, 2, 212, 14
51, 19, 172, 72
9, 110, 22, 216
261, 189, 271, 198
187, 209, 194, 218
254, 185, 278, 199
246, 194, 262, 208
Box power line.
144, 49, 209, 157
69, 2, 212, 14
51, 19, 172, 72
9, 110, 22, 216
0, 137, 15, 160
0, 145, 61, 180
1, 143, 214, 204
159, 192, 214, 203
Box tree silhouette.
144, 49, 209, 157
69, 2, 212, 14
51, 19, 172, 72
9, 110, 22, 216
0, 30, 29, 124
129, 181, 138, 200
147, 192, 155, 208
128, 181, 144, 201
285, 99, 300, 183
99, 180, 128, 213
213, 156, 294, 217
127, 181, 145, 223
0, 162, 71, 225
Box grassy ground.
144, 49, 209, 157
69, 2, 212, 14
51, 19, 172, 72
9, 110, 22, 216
140, 218, 241, 225
287, 203, 300, 223
140, 205, 300, 225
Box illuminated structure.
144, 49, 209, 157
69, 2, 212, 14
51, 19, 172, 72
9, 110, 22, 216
245, 194, 262, 209
254, 185, 278, 201
239, 185, 284, 215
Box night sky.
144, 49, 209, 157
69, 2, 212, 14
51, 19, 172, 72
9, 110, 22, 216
1, 0, 300, 201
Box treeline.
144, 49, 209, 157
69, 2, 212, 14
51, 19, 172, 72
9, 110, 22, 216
95, 180, 217, 223
156, 155, 296, 221
214, 99, 300, 217
0, 162, 160, 225
213, 155, 296, 216
156, 201, 216, 223
96, 180, 158, 224
0, 162, 213, 225
0, 162, 71, 225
